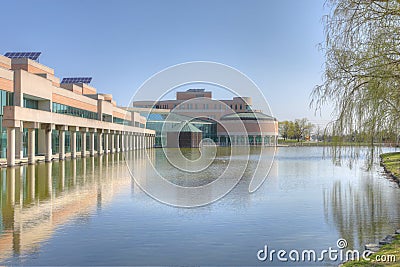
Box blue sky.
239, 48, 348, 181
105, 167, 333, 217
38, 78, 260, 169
1, 0, 331, 125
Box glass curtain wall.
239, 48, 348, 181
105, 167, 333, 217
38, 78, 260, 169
0, 90, 14, 158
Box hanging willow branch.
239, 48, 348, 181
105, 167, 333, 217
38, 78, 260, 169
311, 0, 400, 143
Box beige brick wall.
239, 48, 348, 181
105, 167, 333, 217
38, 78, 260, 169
113, 110, 127, 119
0, 78, 13, 92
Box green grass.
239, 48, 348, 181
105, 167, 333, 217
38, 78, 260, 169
277, 139, 373, 146
342, 234, 400, 266
381, 152, 400, 178
342, 152, 400, 266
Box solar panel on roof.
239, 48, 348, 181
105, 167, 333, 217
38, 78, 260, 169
61, 77, 92, 84
4, 52, 41, 60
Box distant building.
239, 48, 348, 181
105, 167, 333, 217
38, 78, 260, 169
132, 89, 253, 120
166, 121, 203, 148
130, 89, 278, 146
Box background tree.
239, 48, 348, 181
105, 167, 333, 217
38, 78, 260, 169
311, 0, 400, 144
279, 121, 290, 140
287, 121, 296, 140
279, 118, 314, 142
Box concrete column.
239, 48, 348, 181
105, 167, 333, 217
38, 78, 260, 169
80, 128, 88, 157
253, 135, 257, 146
89, 130, 95, 156
41, 124, 55, 162
134, 134, 137, 150
44, 127, 52, 162
126, 133, 129, 151
69, 127, 78, 159
110, 132, 115, 154
71, 131, 77, 158
27, 128, 35, 165
126, 134, 130, 151
104, 131, 109, 154
58, 129, 65, 160
120, 132, 125, 152
15, 126, 23, 159
7, 127, 15, 167
115, 132, 120, 153
38, 128, 46, 155
97, 130, 103, 155
129, 134, 132, 150
131, 134, 134, 150
127, 133, 130, 151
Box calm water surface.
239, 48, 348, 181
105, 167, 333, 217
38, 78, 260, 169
0, 147, 399, 266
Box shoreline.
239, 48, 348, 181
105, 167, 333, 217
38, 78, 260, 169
278, 140, 400, 148
341, 152, 400, 266
380, 152, 400, 185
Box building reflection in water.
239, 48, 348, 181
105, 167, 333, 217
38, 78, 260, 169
125, 147, 277, 208
323, 164, 400, 249
0, 150, 145, 261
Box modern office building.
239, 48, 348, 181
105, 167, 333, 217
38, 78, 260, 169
0, 52, 155, 167
132, 89, 253, 118
140, 112, 215, 147
131, 89, 278, 146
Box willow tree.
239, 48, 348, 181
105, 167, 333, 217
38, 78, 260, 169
312, 0, 400, 145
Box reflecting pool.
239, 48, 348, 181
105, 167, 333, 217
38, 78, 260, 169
0, 147, 399, 265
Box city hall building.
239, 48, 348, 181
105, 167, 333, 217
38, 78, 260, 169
131, 89, 278, 146
0, 52, 155, 167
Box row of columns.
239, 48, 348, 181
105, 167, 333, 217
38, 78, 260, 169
217, 135, 277, 146
3, 151, 131, 205
7, 123, 156, 166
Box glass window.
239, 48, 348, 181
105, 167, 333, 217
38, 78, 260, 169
23, 98, 38, 109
